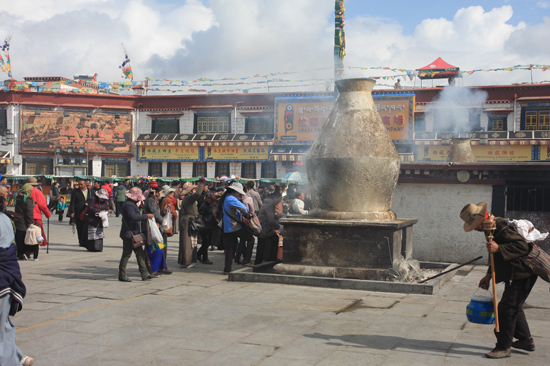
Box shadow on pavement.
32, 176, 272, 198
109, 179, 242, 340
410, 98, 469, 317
304, 332, 488, 357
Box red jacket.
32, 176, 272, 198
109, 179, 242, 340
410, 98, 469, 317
31, 187, 51, 221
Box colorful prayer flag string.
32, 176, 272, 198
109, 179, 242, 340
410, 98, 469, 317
119, 43, 133, 80
1, 37, 12, 78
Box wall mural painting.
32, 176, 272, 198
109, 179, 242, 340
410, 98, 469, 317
20, 108, 132, 153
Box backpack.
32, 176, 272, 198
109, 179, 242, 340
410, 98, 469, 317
509, 219, 550, 283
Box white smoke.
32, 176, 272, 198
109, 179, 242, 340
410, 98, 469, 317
425, 86, 488, 133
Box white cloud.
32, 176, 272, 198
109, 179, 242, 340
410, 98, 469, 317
0, 1, 548, 89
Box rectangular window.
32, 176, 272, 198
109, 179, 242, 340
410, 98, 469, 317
167, 162, 181, 177
104, 163, 129, 177
261, 162, 277, 179
24, 160, 53, 175
152, 117, 180, 133
193, 162, 207, 177
468, 110, 481, 131
215, 162, 230, 177
241, 162, 256, 179
488, 115, 507, 131
148, 162, 163, 177
539, 111, 550, 130
245, 115, 274, 133
490, 119, 503, 131
414, 114, 425, 132
525, 111, 537, 130
195, 113, 230, 133
507, 186, 550, 212
0, 108, 7, 131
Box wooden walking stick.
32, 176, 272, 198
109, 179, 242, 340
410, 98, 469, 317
483, 215, 499, 332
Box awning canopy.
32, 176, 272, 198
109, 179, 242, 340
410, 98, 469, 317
416, 57, 461, 80
270, 145, 310, 161
0, 151, 11, 164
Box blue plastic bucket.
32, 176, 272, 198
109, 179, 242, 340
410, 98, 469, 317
466, 295, 495, 324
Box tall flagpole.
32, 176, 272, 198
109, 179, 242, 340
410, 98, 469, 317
334, 1, 345, 85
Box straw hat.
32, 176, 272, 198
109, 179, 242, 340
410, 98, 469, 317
125, 187, 145, 202
27, 177, 39, 186
95, 188, 110, 200
459, 202, 488, 232
227, 182, 245, 196
181, 182, 198, 195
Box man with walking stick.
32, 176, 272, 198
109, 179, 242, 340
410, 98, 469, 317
460, 202, 538, 359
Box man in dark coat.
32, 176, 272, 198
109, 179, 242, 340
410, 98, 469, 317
68, 179, 91, 247
460, 202, 537, 359
48, 181, 60, 212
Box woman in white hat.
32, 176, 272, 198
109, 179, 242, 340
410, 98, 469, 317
178, 178, 206, 268
159, 185, 178, 273
216, 181, 251, 275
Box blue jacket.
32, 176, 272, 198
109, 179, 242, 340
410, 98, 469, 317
222, 195, 248, 233
119, 200, 149, 239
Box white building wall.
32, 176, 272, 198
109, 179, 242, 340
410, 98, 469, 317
7, 105, 22, 175
181, 162, 193, 178
234, 109, 245, 133
392, 183, 492, 263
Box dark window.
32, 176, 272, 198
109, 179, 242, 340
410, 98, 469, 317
215, 162, 230, 177
468, 110, 481, 131
261, 162, 276, 178
24, 160, 53, 175
193, 163, 207, 177
0, 108, 7, 131
414, 114, 425, 132
245, 115, 274, 133
103, 163, 129, 177
167, 162, 181, 177
241, 162, 256, 178
488, 115, 508, 131
521, 108, 550, 130
194, 113, 230, 133
507, 186, 550, 212
148, 162, 163, 177
152, 117, 180, 133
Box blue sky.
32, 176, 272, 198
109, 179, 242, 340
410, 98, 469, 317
345, 0, 549, 33
0, 0, 549, 92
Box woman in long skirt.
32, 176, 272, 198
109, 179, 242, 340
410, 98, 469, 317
178, 178, 206, 268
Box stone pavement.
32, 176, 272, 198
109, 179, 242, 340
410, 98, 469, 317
12, 216, 550, 366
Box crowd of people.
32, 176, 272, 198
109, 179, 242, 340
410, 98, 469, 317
0, 174, 311, 278
0, 173, 311, 365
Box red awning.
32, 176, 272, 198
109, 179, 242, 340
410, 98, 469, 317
416, 57, 460, 80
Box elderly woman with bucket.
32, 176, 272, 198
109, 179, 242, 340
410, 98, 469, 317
460, 202, 538, 359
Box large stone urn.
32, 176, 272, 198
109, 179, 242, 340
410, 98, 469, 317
447, 138, 477, 163
306, 78, 400, 220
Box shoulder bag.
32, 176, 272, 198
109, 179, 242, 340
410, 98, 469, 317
223, 206, 261, 236
182, 203, 205, 236
122, 217, 146, 249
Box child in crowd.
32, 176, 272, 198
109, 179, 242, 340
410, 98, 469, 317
57, 196, 66, 222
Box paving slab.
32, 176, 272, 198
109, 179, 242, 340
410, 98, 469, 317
8, 215, 550, 365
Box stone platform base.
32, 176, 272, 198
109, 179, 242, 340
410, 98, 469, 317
279, 217, 417, 269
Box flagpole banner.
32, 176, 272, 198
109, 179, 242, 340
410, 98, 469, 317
20, 108, 132, 153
